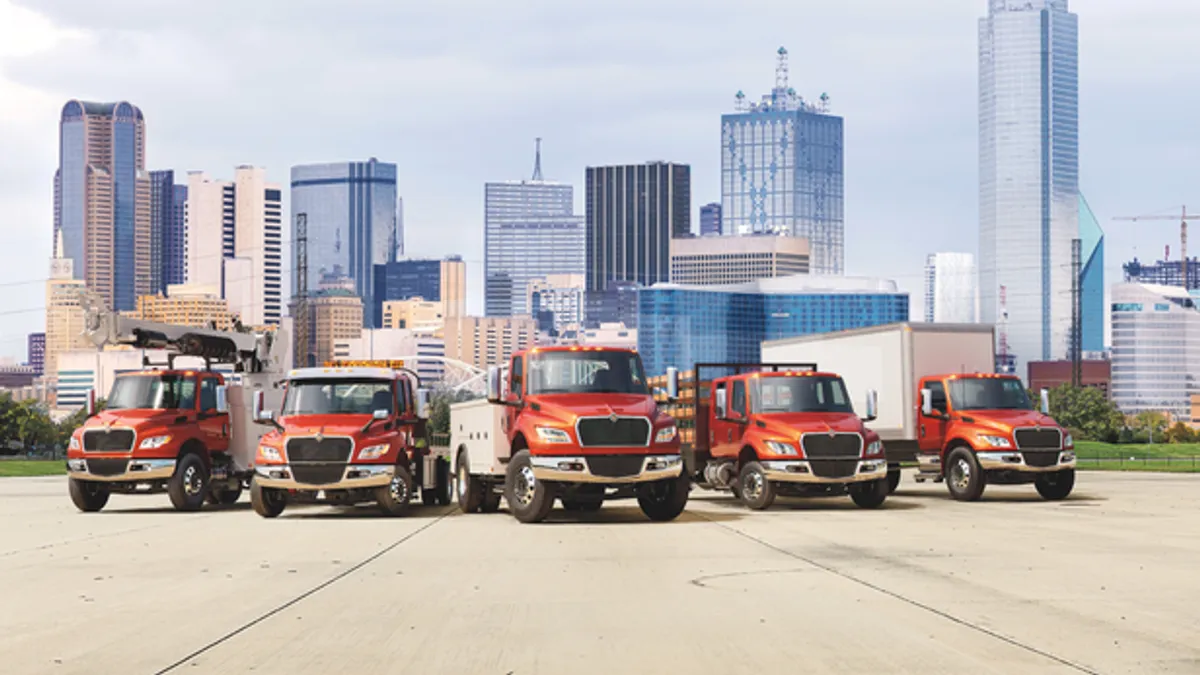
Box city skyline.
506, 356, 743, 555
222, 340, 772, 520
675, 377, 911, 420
1, 0, 1198, 359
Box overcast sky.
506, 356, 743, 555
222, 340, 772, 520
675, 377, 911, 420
1, 0, 1198, 360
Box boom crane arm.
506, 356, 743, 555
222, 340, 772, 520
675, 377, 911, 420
1113, 205, 1197, 288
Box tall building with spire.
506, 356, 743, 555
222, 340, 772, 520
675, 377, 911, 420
721, 48, 844, 274
979, 0, 1079, 377
484, 140, 585, 317
54, 100, 151, 312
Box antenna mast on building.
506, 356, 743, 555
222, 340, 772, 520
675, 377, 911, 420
532, 138, 543, 181
775, 46, 788, 90
734, 90, 747, 112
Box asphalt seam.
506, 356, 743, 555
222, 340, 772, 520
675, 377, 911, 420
693, 512, 1102, 675
154, 507, 456, 675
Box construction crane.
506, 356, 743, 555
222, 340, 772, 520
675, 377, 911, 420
1113, 206, 1198, 289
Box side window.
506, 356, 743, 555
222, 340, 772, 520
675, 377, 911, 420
177, 378, 197, 411
732, 380, 747, 417
397, 382, 408, 416
926, 381, 947, 415
510, 356, 523, 397
714, 382, 727, 418
199, 378, 219, 412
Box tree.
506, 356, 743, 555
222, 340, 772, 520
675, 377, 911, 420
1166, 422, 1196, 444
1133, 410, 1170, 443
427, 389, 477, 436
1046, 384, 1124, 443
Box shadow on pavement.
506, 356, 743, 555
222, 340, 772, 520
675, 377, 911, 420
894, 488, 1107, 504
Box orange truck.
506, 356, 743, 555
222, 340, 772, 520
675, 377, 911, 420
660, 363, 890, 510
762, 323, 1076, 501
449, 346, 688, 524
248, 361, 448, 518
65, 305, 288, 513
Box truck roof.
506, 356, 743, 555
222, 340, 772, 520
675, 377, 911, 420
523, 345, 637, 355
117, 369, 222, 378
287, 367, 406, 381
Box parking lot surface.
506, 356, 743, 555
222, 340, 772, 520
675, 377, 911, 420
2, 471, 1198, 674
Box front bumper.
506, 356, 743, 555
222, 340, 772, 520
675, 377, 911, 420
976, 450, 1077, 472
530, 454, 683, 484
760, 458, 888, 484
253, 463, 395, 491
66, 458, 176, 483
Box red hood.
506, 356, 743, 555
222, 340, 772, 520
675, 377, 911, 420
755, 412, 866, 440
957, 409, 1060, 433
524, 394, 658, 425
85, 408, 192, 428
278, 414, 376, 437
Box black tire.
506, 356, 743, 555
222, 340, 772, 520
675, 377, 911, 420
850, 478, 889, 508
1035, 469, 1075, 500
168, 453, 210, 512
730, 479, 743, 501
68, 478, 109, 512
738, 461, 776, 510
376, 464, 414, 517
945, 447, 986, 502
887, 465, 901, 493
434, 457, 452, 506
250, 478, 287, 518
206, 486, 242, 506
636, 471, 690, 522
456, 451, 483, 513
480, 487, 502, 513
505, 450, 554, 524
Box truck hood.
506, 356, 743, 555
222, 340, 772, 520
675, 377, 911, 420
524, 394, 658, 426
277, 414, 379, 438
957, 409, 1061, 434
756, 412, 866, 440
84, 409, 192, 428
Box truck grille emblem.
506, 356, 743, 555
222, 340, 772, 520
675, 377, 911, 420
609, 413, 619, 423
315, 432, 324, 442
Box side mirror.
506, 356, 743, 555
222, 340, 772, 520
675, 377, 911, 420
486, 366, 503, 404
373, 409, 389, 421
863, 389, 878, 422
85, 389, 97, 418
920, 389, 933, 417
215, 385, 228, 414
666, 367, 679, 402
1040, 388, 1050, 415
715, 388, 727, 419
416, 388, 432, 419
252, 390, 267, 422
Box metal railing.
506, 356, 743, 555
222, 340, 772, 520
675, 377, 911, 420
1075, 454, 1200, 471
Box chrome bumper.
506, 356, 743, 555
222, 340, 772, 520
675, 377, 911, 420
760, 459, 888, 484
530, 455, 683, 484
66, 458, 176, 483
253, 464, 395, 491
976, 450, 1077, 473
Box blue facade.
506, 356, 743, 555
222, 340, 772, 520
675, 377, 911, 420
58, 103, 87, 276
637, 284, 909, 376
149, 170, 187, 294
1079, 193, 1104, 353
372, 259, 443, 328
699, 202, 722, 236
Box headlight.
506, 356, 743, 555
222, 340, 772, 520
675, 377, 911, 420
138, 435, 171, 450
257, 445, 282, 462
978, 435, 1012, 448
358, 444, 390, 461
655, 425, 677, 443
866, 440, 885, 458
765, 440, 798, 456
69, 436, 80, 450
536, 426, 572, 444
1063, 433, 1074, 449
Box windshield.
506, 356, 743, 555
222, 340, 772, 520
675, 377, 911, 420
752, 376, 855, 414
106, 375, 196, 411
949, 377, 1031, 411
282, 379, 396, 416
527, 351, 649, 395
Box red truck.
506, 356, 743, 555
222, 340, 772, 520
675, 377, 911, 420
249, 361, 450, 518
450, 346, 689, 524
65, 309, 286, 513
663, 363, 889, 510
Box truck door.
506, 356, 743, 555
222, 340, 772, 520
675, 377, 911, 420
709, 380, 732, 458
504, 354, 524, 439
197, 375, 229, 452
918, 378, 949, 454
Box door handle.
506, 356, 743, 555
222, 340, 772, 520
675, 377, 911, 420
920, 425, 926, 438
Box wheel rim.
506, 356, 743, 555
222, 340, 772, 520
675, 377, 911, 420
950, 457, 971, 492
389, 474, 408, 502
457, 465, 468, 499
514, 465, 537, 507
743, 470, 764, 501
184, 466, 203, 496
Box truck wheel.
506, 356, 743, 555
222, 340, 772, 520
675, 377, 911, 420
168, 453, 210, 512
376, 464, 414, 517
505, 450, 554, 524
435, 457, 452, 506
636, 471, 689, 521
850, 479, 889, 508
69, 478, 109, 512
480, 487, 502, 513
207, 486, 242, 506
250, 478, 287, 518
887, 465, 901, 493
945, 448, 986, 502
456, 451, 483, 513
1035, 469, 1075, 500
738, 461, 776, 510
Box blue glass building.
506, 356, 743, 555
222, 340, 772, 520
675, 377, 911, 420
699, 203, 722, 236
291, 159, 399, 325
149, 170, 187, 294
1079, 193, 1105, 353
637, 276, 909, 376
373, 258, 443, 328
721, 49, 844, 274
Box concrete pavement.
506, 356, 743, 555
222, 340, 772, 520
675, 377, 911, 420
2, 471, 1198, 674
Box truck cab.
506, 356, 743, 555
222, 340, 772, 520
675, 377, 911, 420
675, 365, 889, 510
249, 364, 447, 518
915, 373, 1076, 501
66, 369, 246, 512
453, 346, 688, 524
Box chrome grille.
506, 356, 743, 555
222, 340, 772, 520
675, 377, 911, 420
800, 433, 863, 459
576, 417, 651, 447
83, 429, 135, 452
1014, 428, 1062, 450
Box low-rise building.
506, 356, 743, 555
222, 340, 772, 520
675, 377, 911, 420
1027, 360, 1112, 399
443, 316, 537, 370
670, 234, 809, 286
1111, 283, 1200, 421
129, 284, 238, 329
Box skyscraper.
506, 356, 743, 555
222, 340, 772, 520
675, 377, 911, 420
1079, 193, 1105, 353
184, 166, 283, 326
721, 48, 844, 274
373, 256, 467, 327
585, 161, 690, 303
484, 145, 585, 317
699, 203, 722, 236
55, 100, 151, 311
979, 0, 1079, 377
290, 159, 399, 323
924, 252, 979, 324
149, 170, 187, 294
